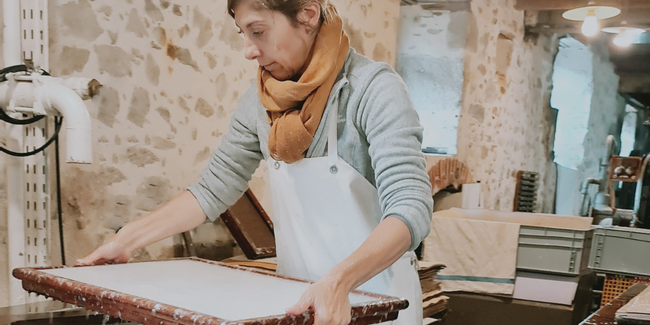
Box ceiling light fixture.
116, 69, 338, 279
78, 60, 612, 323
562, 1, 621, 37
602, 15, 647, 46
603, 25, 647, 47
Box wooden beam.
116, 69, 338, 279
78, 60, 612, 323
516, 0, 650, 11
400, 0, 470, 11
622, 94, 647, 109
620, 74, 650, 93
420, 1, 470, 11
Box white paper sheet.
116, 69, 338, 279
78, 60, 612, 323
43, 260, 376, 321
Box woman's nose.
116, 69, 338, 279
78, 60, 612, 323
244, 38, 261, 61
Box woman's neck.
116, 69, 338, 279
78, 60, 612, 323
291, 27, 320, 82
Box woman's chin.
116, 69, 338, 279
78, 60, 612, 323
265, 67, 294, 81
270, 71, 291, 81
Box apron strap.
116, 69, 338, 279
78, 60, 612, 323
327, 103, 338, 172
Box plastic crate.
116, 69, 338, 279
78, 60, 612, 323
516, 226, 593, 275
601, 274, 650, 307
589, 227, 650, 277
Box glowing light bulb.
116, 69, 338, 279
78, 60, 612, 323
581, 10, 600, 37
613, 31, 634, 47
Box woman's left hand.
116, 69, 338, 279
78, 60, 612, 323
286, 276, 352, 325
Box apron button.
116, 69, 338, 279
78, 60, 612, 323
329, 165, 338, 174
273, 161, 280, 169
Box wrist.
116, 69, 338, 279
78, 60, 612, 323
113, 224, 137, 255
326, 267, 356, 293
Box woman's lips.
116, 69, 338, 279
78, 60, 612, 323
263, 62, 275, 70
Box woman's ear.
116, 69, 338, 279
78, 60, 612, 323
296, 1, 322, 31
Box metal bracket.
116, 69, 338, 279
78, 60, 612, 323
23, 58, 34, 71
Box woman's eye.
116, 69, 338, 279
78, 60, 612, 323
252, 31, 264, 36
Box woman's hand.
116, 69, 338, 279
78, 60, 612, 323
286, 276, 352, 325
286, 217, 412, 325
75, 239, 131, 266
75, 191, 207, 266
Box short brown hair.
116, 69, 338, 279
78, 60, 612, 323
227, 0, 332, 26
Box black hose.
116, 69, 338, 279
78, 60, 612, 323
0, 64, 49, 82
0, 109, 46, 125
54, 117, 66, 265
0, 117, 62, 157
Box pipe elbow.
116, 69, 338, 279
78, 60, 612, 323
37, 82, 92, 163
580, 177, 601, 193
604, 135, 618, 161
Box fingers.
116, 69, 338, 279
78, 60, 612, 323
75, 241, 131, 266
75, 250, 103, 266
286, 295, 312, 316
288, 282, 352, 325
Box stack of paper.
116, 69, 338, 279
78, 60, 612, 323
419, 261, 448, 318
616, 284, 650, 324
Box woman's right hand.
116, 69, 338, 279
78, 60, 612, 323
74, 191, 208, 266
75, 239, 131, 266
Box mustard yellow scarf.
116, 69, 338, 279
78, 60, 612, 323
258, 6, 350, 163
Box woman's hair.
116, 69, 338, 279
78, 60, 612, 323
227, 0, 332, 26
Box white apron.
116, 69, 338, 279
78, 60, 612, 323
267, 98, 422, 324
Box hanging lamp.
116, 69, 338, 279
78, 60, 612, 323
562, 1, 621, 37
603, 24, 646, 47
601, 1, 648, 49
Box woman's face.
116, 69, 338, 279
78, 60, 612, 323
234, 1, 319, 81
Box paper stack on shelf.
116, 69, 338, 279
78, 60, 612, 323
221, 257, 278, 272
616, 284, 650, 324
419, 261, 448, 318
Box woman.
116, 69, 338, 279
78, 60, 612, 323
78, 1, 433, 324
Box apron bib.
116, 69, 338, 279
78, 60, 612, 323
267, 99, 422, 324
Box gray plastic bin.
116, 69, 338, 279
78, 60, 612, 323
588, 226, 650, 277
516, 226, 593, 275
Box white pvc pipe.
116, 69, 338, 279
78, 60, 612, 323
37, 81, 93, 163
0, 78, 93, 163
3, 0, 22, 66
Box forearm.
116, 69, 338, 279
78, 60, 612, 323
114, 190, 207, 254
326, 216, 411, 292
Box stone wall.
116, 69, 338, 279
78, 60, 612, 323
395, 6, 467, 155
426, 0, 559, 213
574, 44, 626, 215
0, 0, 400, 306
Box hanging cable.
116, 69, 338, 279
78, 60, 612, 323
54, 117, 66, 265
0, 109, 46, 125
0, 64, 49, 82
0, 117, 62, 157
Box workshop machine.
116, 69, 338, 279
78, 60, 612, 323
577, 135, 650, 229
